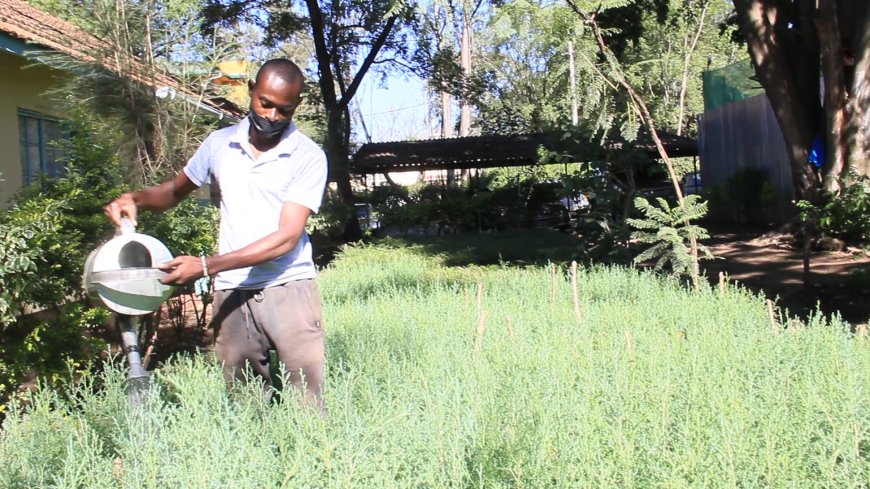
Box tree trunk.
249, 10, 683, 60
304, 0, 397, 242
816, 1, 847, 194
325, 110, 362, 242
442, 90, 454, 184
568, 40, 578, 126
845, 5, 870, 179
459, 9, 472, 181
459, 11, 472, 136
733, 0, 821, 203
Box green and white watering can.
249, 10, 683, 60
83, 218, 175, 315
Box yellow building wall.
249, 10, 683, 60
216, 59, 252, 107
0, 51, 67, 206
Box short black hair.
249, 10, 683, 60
256, 58, 304, 87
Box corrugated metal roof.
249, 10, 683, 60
351, 130, 698, 174
0, 0, 244, 119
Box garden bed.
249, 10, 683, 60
1, 241, 868, 487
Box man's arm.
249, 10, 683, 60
158, 200, 312, 285
104, 172, 199, 227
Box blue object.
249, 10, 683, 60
808, 135, 825, 169
194, 276, 210, 297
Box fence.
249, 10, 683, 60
698, 93, 796, 223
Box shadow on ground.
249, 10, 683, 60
366, 227, 870, 324
702, 231, 870, 325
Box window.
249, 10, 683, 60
18, 109, 68, 186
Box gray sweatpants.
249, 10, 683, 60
212, 278, 325, 411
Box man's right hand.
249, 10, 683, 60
104, 193, 138, 227
103, 173, 198, 228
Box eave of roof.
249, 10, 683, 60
0, 30, 29, 55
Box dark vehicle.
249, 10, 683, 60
355, 203, 380, 230
638, 178, 677, 201
530, 202, 571, 230
638, 172, 701, 200
681, 171, 702, 195
523, 182, 582, 230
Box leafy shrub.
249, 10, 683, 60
0, 201, 62, 323
705, 167, 778, 226
0, 116, 216, 411
797, 175, 870, 246
307, 188, 356, 245
138, 197, 219, 259
0, 127, 126, 412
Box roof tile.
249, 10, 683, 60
0, 0, 243, 118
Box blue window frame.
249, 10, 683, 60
18, 109, 68, 186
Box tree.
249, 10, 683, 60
202, 0, 417, 241
732, 0, 869, 200
566, 0, 710, 286
32, 0, 236, 185
416, 1, 459, 144
414, 0, 493, 183
473, 0, 580, 134
469, 0, 735, 140
621, 0, 737, 137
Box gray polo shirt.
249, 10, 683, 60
183, 118, 328, 291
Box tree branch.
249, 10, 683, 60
566, 0, 704, 284
304, 0, 338, 108
338, 15, 398, 111
676, 0, 709, 136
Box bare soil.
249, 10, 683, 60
701, 230, 870, 326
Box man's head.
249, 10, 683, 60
247, 59, 305, 139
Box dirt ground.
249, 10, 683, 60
701, 231, 870, 326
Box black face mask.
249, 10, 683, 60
249, 107, 291, 139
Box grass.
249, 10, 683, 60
1, 240, 869, 487
378, 228, 588, 266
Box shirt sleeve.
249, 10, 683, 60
283, 147, 328, 214
182, 136, 213, 186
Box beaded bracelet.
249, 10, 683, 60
201, 255, 209, 278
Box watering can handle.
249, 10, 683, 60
119, 217, 136, 235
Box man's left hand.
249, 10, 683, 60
158, 255, 205, 285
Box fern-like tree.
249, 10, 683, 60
628, 195, 713, 282
470, 0, 734, 136
31, 0, 236, 185
563, 0, 717, 285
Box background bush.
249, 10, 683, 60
705, 167, 778, 227
802, 174, 870, 246
0, 125, 125, 412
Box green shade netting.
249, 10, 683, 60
702, 58, 765, 111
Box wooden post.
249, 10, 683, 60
571, 261, 581, 322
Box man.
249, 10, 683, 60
104, 59, 329, 412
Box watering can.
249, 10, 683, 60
83, 218, 174, 315
82, 218, 175, 396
